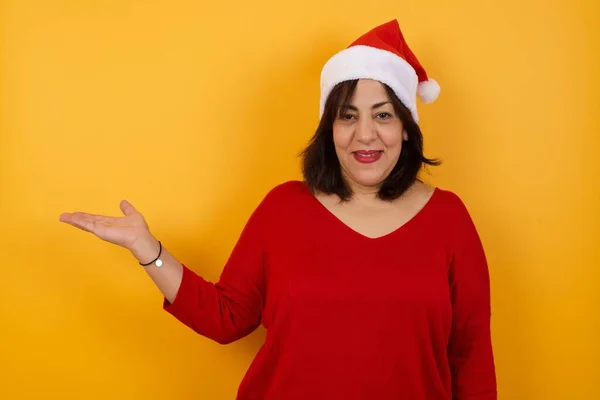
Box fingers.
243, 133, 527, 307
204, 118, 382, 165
59, 200, 138, 235
120, 200, 137, 216
59, 211, 98, 233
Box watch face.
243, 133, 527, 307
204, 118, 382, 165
155, 259, 163, 267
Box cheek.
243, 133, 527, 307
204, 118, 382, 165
381, 128, 405, 153
332, 128, 352, 150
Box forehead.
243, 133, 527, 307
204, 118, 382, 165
349, 79, 390, 104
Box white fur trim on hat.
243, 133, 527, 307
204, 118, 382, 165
320, 45, 420, 122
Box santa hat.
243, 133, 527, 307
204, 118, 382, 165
319, 19, 440, 123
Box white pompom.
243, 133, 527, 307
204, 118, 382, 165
417, 79, 440, 104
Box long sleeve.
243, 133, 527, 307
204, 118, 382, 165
162, 194, 270, 345
447, 197, 497, 399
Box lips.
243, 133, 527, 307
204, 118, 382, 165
353, 150, 383, 164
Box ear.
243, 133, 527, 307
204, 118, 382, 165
403, 130, 408, 141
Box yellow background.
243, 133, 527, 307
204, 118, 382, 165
1, 0, 598, 399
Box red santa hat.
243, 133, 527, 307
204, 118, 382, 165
319, 19, 440, 123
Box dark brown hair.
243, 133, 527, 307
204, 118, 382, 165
300, 79, 441, 201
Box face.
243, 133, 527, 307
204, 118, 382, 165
332, 79, 407, 193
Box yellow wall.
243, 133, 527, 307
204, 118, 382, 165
1, 1, 598, 398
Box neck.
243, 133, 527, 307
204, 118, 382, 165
346, 181, 381, 204
344, 178, 422, 205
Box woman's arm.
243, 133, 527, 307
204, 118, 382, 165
447, 195, 497, 399
60, 189, 273, 345
152, 202, 268, 345
131, 235, 183, 304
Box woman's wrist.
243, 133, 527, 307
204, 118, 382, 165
130, 232, 161, 265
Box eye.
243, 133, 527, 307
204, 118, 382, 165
339, 113, 356, 121
376, 112, 393, 119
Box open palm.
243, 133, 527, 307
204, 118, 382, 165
59, 200, 149, 250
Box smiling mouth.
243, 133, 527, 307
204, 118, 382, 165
352, 150, 383, 163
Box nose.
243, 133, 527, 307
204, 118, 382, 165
355, 117, 377, 144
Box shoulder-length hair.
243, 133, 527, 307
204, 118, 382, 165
300, 79, 441, 201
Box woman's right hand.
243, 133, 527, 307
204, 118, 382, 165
59, 199, 157, 261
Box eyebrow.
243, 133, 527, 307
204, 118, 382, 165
344, 101, 391, 110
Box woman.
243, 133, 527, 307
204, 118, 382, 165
59, 19, 497, 400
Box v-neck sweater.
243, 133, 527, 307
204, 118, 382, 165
163, 180, 497, 399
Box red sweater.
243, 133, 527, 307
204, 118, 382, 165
163, 180, 497, 399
